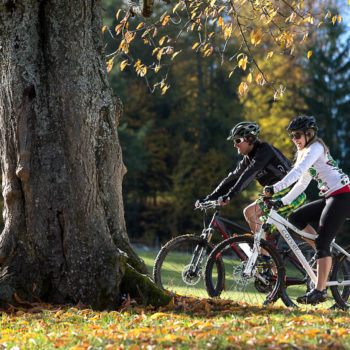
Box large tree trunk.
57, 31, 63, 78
0, 0, 168, 309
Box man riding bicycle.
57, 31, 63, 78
197, 121, 306, 245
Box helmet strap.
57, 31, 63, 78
304, 131, 315, 147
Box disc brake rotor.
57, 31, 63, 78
182, 264, 202, 285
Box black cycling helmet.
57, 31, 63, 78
286, 116, 319, 132
227, 121, 260, 140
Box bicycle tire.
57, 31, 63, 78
330, 245, 350, 310
204, 235, 285, 306
153, 235, 225, 298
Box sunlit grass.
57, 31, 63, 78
0, 297, 349, 349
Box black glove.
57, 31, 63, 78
266, 199, 284, 210
263, 185, 274, 196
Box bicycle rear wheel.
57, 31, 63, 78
204, 235, 285, 306
153, 235, 224, 298
330, 245, 350, 310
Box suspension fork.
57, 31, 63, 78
187, 212, 218, 275
243, 226, 266, 276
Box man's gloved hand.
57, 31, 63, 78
263, 185, 274, 197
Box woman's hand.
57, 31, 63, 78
263, 186, 274, 197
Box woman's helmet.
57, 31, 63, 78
227, 122, 260, 140
287, 116, 319, 132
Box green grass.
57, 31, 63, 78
137, 246, 347, 310
0, 248, 349, 349
1, 297, 350, 349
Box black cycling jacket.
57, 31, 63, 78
204, 141, 292, 201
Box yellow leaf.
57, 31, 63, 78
317, 21, 323, 28
229, 71, 234, 78
332, 15, 336, 25
102, 25, 107, 35
247, 72, 252, 83
136, 22, 144, 30
338, 15, 343, 23
155, 65, 160, 73
255, 72, 263, 84
250, 28, 262, 45
266, 51, 274, 59
162, 15, 170, 26
173, 2, 181, 13
120, 60, 128, 71
152, 47, 159, 56
307, 50, 312, 59
171, 51, 181, 60
107, 57, 115, 73
139, 66, 147, 77
210, 0, 216, 6
162, 85, 170, 95
116, 9, 121, 19
208, 32, 215, 38
157, 48, 164, 61
238, 56, 247, 71
159, 36, 167, 46
224, 25, 232, 40
218, 16, 224, 27
192, 42, 200, 50
238, 82, 248, 96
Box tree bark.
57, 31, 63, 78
0, 0, 168, 309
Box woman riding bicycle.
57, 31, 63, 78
264, 116, 350, 305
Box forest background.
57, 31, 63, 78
101, 0, 350, 248
1, 0, 349, 249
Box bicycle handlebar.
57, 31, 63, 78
195, 200, 221, 210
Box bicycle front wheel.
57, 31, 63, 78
153, 235, 224, 298
204, 235, 285, 306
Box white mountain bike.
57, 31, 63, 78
204, 197, 350, 309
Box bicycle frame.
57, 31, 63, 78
244, 208, 350, 287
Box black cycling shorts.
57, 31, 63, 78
288, 192, 350, 257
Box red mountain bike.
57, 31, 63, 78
153, 200, 313, 305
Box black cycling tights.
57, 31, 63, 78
288, 192, 350, 259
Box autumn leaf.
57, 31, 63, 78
162, 15, 170, 26
266, 51, 274, 59
192, 42, 200, 50
238, 81, 249, 95
247, 72, 252, 83
255, 72, 263, 84
107, 57, 115, 72
250, 28, 262, 45
102, 25, 107, 35
238, 56, 247, 71
136, 22, 144, 30
307, 50, 312, 59
159, 36, 167, 46
171, 51, 181, 60
120, 60, 128, 71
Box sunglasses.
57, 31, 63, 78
233, 137, 245, 144
290, 132, 304, 140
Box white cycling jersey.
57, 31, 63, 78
273, 141, 350, 205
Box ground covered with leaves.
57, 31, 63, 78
0, 295, 349, 349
